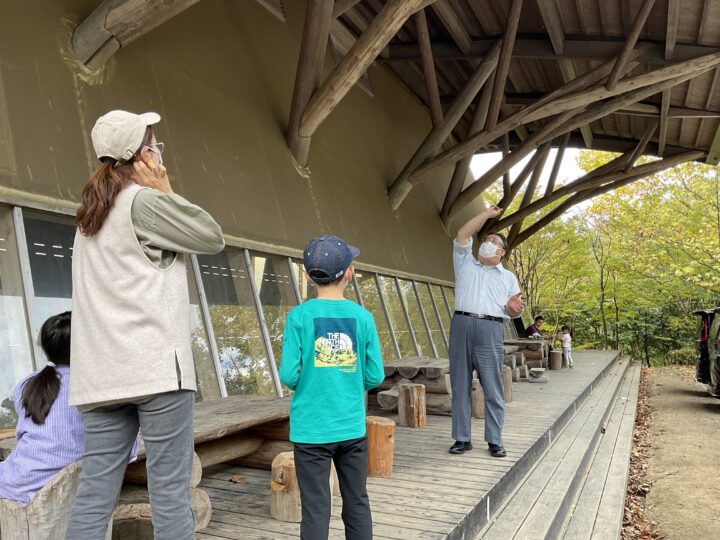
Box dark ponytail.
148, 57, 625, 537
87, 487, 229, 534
21, 312, 71, 425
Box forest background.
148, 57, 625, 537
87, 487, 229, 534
497, 151, 719, 366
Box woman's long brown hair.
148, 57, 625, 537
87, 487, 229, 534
75, 127, 153, 236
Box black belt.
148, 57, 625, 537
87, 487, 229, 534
455, 311, 504, 323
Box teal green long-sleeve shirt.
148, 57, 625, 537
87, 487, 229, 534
279, 298, 385, 444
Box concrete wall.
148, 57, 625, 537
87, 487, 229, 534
0, 0, 467, 282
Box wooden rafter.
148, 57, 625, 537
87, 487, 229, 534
333, 0, 362, 18
545, 132, 570, 197
431, 1, 471, 55
624, 118, 659, 173
502, 132, 511, 199
535, 0, 564, 56
513, 152, 704, 245
440, 82, 493, 225
506, 142, 551, 247
299, 0, 430, 140
387, 41, 501, 209
73, 0, 202, 69
494, 150, 704, 230
382, 38, 720, 65
558, 60, 594, 147
409, 47, 712, 189
486, 0, 524, 130
606, 0, 656, 90
287, 0, 334, 167
666, 0, 680, 60
414, 8, 443, 128
658, 89, 671, 156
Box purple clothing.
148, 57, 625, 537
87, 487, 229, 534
523, 324, 541, 338
0, 366, 83, 506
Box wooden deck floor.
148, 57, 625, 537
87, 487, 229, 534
197, 350, 620, 540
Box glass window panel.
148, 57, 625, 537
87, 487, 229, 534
416, 282, 448, 357
248, 253, 298, 368
354, 271, 396, 361
397, 279, 433, 357
0, 207, 33, 429
377, 275, 415, 357
21, 213, 74, 363
290, 259, 359, 304
430, 284, 452, 335
197, 250, 275, 396
187, 264, 222, 401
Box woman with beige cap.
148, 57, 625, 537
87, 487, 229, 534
65, 110, 225, 539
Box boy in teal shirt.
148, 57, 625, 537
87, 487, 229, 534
280, 235, 385, 540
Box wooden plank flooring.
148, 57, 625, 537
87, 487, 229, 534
197, 350, 620, 540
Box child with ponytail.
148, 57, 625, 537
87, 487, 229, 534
0, 312, 82, 505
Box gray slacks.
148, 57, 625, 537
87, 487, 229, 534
65, 390, 195, 540
449, 314, 505, 445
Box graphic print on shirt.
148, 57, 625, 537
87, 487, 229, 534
314, 317, 357, 371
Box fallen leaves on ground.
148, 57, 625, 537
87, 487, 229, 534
622, 367, 663, 540
229, 475, 246, 484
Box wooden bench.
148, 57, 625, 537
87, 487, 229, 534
0, 395, 291, 538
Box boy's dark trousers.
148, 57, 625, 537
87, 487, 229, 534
293, 436, 372, 540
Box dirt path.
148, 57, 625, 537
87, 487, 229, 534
643, 366, 720, 539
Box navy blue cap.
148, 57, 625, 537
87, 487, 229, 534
303, 235, 360, 285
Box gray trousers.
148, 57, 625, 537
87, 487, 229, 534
65, 390, 195, 540
449, 314, 505, 445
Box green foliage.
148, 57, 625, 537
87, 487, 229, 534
506, 150, 718, 366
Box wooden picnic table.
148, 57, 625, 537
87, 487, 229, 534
0, 395, 290, 460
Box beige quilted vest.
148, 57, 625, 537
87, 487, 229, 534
69, 183, 196, 406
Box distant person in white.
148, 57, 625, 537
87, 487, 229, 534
561, 326, 574, 368
448, 206, 525, 458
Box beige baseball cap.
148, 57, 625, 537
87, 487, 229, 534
91, 110, 161, 162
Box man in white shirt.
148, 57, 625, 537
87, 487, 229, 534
449, 206, 525, 457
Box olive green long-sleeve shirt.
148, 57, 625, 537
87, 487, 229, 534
131, 188, 225, 267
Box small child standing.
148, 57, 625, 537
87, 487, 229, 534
279, 235, 385, 540
561, 325, 574, 368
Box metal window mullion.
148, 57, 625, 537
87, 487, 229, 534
12, 207, 42, 368
352, 274, 364, 307
440, 286, 454, 320
394, 276, 420, 356
412, 280, 438, 357
287, 257, 302, 304
374, 274, 400, 359
190, 254, 228, 398
428, 284, 449, 349
244, 249, 284, 397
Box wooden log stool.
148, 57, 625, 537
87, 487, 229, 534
549, 350, 563, 370
365, 416, 395, 477
0, 461, 113, 540
398, 383, 426, 428
502, 365, 513, 403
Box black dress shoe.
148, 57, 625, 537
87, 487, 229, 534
449, 441, 473, 454
488, 444, 507, 457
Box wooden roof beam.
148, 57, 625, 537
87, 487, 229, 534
506, 142, 551, 247
383, 38, 720, 65
72, 0, 202, 69
333, 0, 362, 18
287, 0, 334, 167
410, 48, 713, 186
486, 0, 524, 130
415, 9, 443, 128
558, 60, 593, 147
545, 132, 570, 196
431, 1, 472, 55
387, 41, 501, 210
666, 0, 680, 60
624, 118, 659, 173
535, 0, 565, 56
495, 149, 704, 230
514, 151, 704, 245
658, 89, 671, 156
606, 0, 656, 90
299, 0, 432, 140
707, 122, 720, 165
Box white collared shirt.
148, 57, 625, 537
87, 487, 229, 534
452, 238, 520, 319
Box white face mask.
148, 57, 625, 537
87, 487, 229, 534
478, 242, 499, 258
